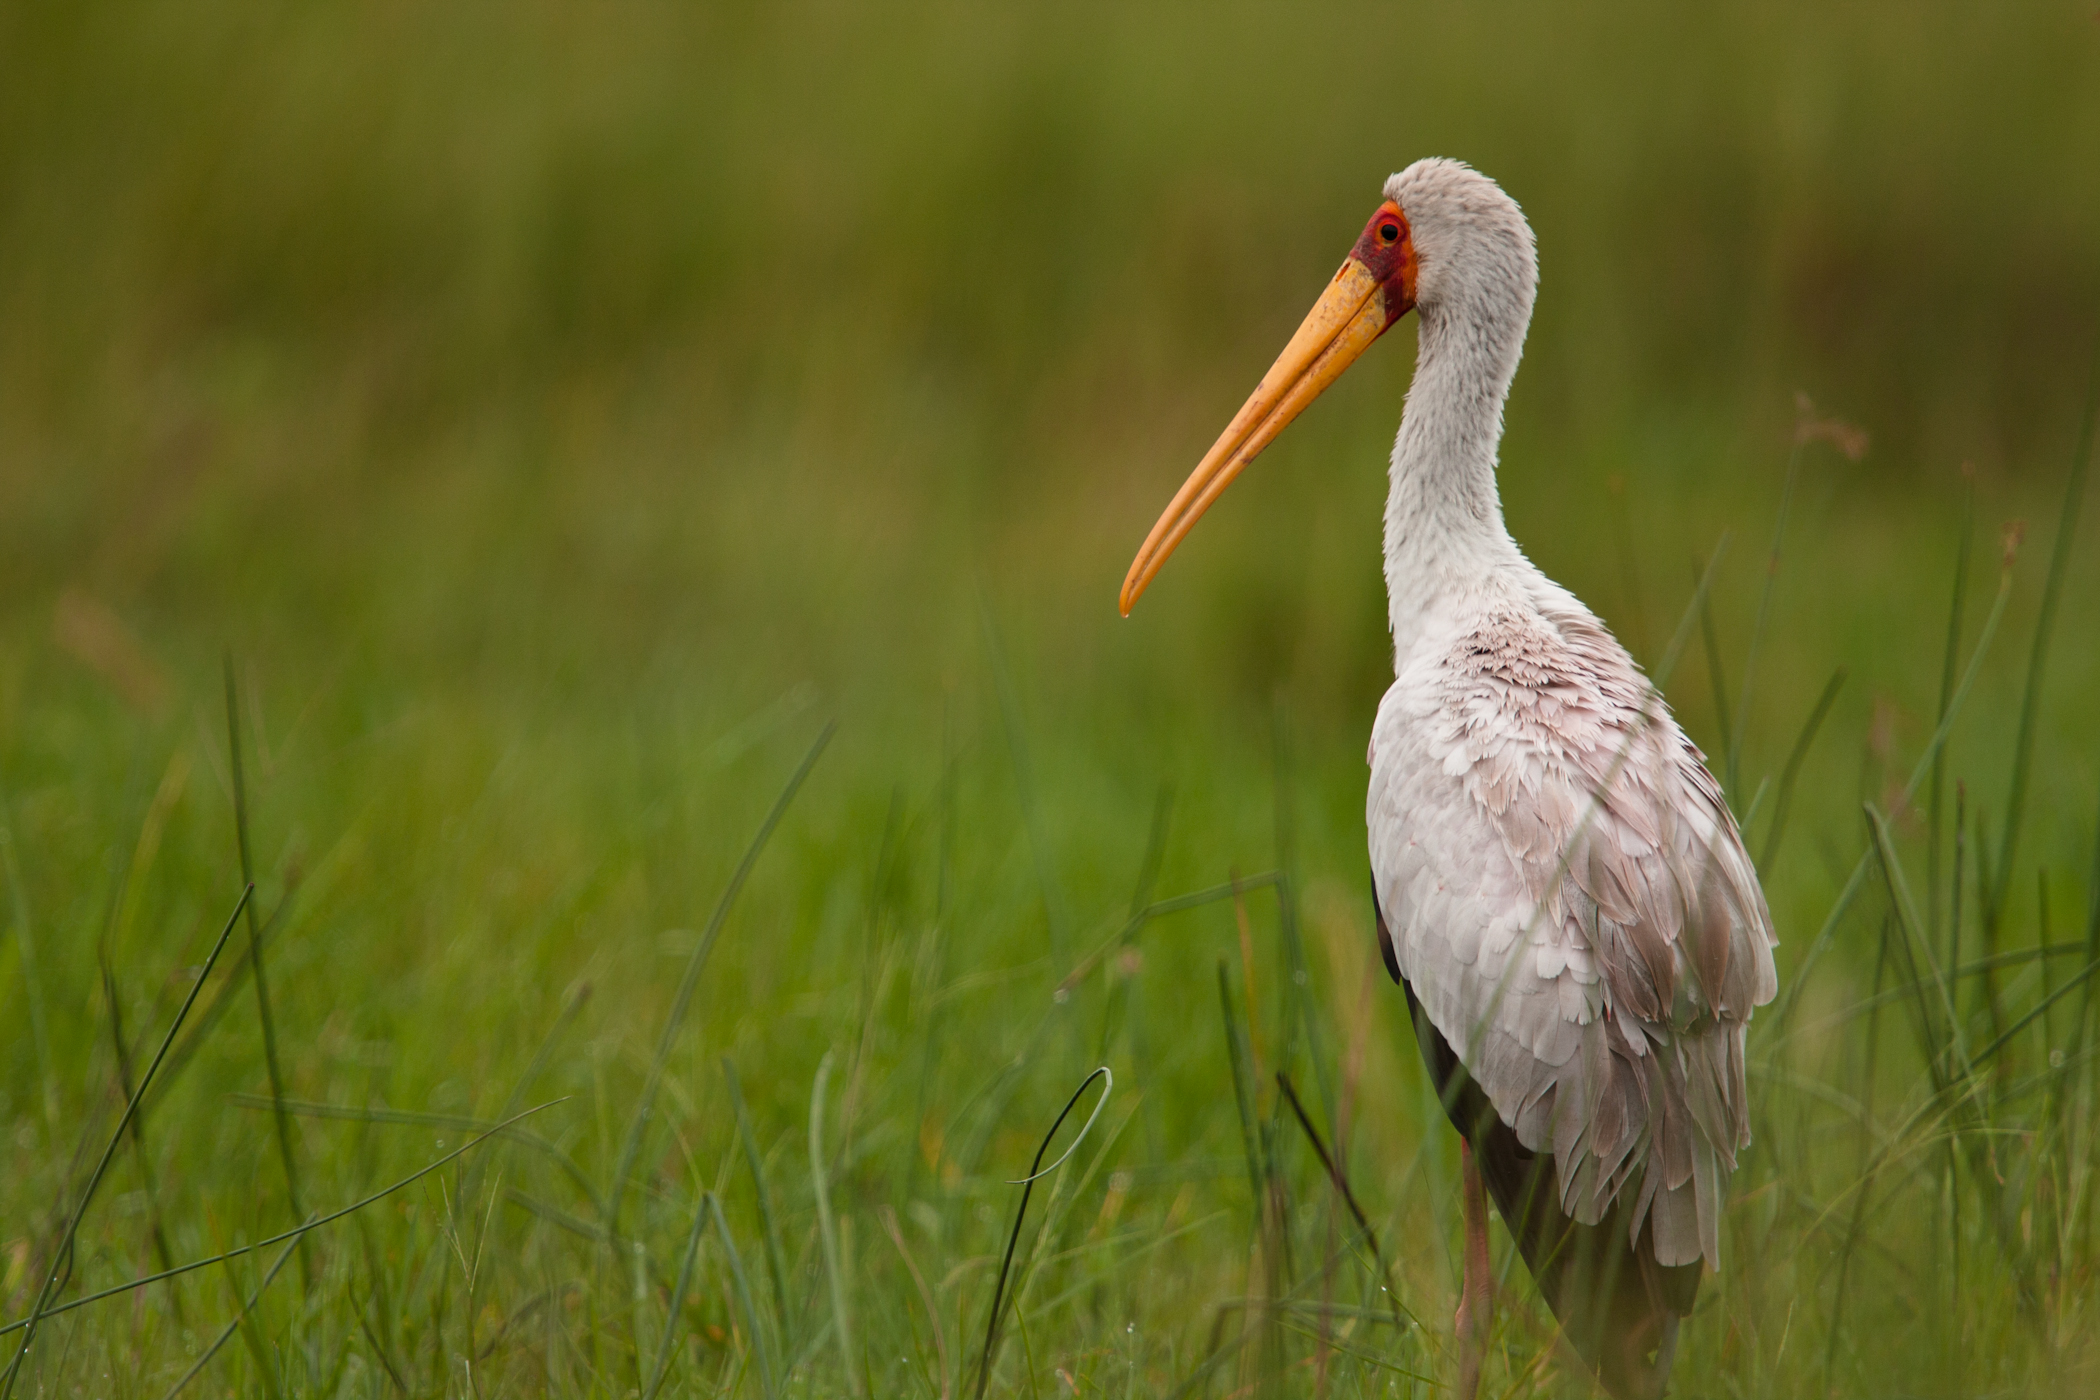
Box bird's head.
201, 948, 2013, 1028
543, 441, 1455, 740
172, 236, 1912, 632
1119, 158, 1533, 615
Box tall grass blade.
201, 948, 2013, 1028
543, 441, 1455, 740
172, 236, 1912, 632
2078, 787, 2100, 1068
2038, 870, 2056, 1054
1928, 475, 1976, 946
1269, 706, 1331, 1128
141, 879, 305, 1116
880, 1204, 949, 1400
1218, 961, 1265, 1235
1989, 335, 2099, 928
1822, 917, 1890, 1390
1730, 436, 1805, 804
1774, 563, 2015, 1026
96, 957, 180, 1289
724, 1057, 793, 1351
1951, 783, 1968, 1028
1055, 872, 1282, 999
607, 721, 835, 1238
1973, 803, 2006, 1051
1133, 782, 1175, 921
715, 1193, 781, 1400
0, 1100, 558, 1337
1654, 533, 1730, 691
0, 884, 251, 1396
505, 1188, 605, 1243
1972, 958, 2100, 1069
642, 1192, 712, 1400
155, 1229, 302, 1400
810, 1052, 860, 1398
224, 1095, 602, 1215
1758, 666, 1847, 871
464, 982, 592, 1229
224, 655, 309, 1290
1274, 1073, 1404, 1330
225, 1242, 286, 1400
1867, 805, 1969, 1083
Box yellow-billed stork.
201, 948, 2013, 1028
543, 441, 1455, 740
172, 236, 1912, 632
1120, 159, 1777, 1400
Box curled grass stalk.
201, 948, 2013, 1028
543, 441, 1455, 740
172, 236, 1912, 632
973, 1066, 1112, 1400
1008, 1095, 1138, 1335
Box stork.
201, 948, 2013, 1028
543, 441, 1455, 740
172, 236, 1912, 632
1119, 160, 1777, 1399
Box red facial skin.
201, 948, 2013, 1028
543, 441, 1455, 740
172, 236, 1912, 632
1349, 200, 1418, 324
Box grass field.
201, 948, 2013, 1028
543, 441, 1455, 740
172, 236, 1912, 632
5, 2, 2100, 1395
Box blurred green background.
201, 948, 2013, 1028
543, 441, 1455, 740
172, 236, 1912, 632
3, 1, 2099, 1395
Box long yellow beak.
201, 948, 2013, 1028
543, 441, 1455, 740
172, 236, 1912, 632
1120, 239, 1409, 615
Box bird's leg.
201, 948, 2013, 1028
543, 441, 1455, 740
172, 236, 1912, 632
1455, 1138, 1495, 1400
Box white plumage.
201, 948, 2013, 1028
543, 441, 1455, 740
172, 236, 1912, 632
1121, 157, 1778, 1398
1367, 159, 1777, 1274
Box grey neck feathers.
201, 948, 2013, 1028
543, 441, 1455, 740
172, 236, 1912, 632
1382, 275, 1532, 646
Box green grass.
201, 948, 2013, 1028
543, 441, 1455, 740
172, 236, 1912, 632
4, 1, 2100, 1395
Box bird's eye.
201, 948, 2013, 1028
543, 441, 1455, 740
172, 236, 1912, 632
1379, 223, 1400, 243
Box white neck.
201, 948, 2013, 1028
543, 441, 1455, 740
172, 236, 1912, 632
1382, 290, 1533, 666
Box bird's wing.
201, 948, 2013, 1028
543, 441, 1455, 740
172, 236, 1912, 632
1368, 604, 1776, 1270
